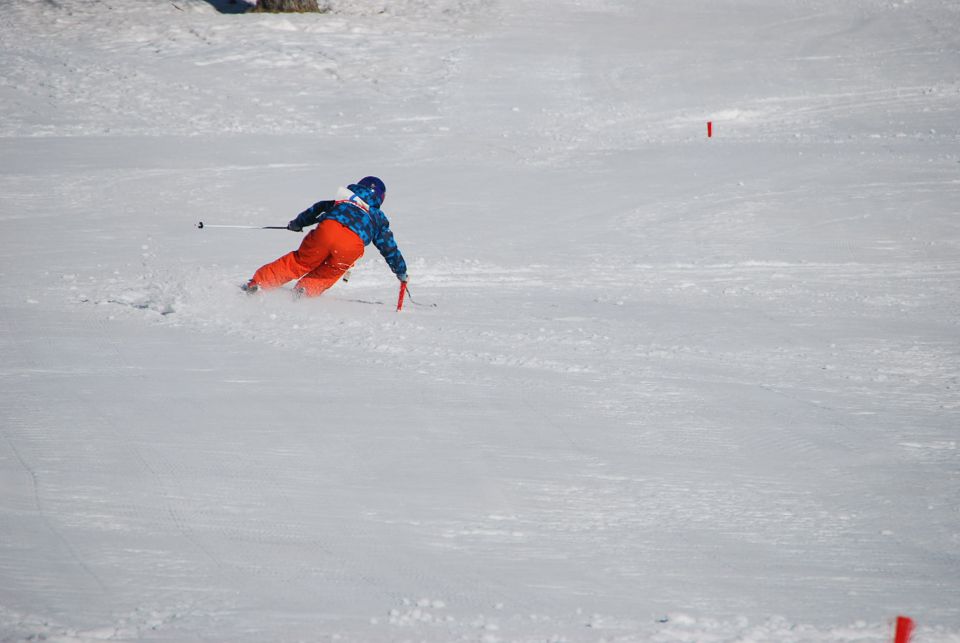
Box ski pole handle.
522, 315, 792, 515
196, 221, 288, 230
396, 281, 408, 312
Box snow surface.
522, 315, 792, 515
1, 0, 959, 641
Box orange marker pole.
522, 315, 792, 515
894, 616, 914, 643
707, 121, 713, 138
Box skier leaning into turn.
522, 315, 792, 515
243, 176, 408, 297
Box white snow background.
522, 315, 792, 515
1, 0, 959, 641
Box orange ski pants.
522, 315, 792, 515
250, 219, 364, 297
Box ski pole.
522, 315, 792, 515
404, 286, 437, 308
396, 281, 408, 312
196, 221, 289, 230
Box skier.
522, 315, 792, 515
243, 176, 408, 297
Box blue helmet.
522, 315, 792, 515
357, 176, 386, 205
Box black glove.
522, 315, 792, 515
287, 220, 303, 232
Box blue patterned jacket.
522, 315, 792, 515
290, 183, 407, 278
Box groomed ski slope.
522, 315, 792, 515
1, 0, 959, 641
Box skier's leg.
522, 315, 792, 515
295, 221, 365, 297
249, 251, 308, 290
250, 227, 332, 290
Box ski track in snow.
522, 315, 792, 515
1, 0, 959, 641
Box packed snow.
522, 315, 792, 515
1, 0, 958, 641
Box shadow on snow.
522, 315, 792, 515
201, 0, 253, 14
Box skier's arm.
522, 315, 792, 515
288, 200, 335, 231
373, 221, 408, 279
